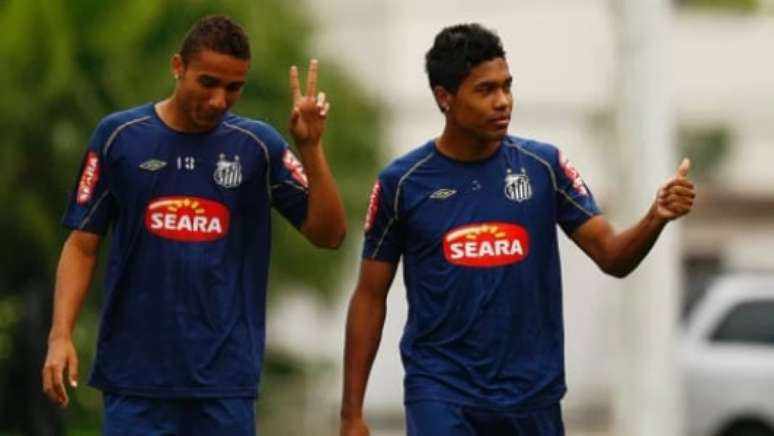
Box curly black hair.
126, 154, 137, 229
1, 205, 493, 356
425, 23, 505, 93
179, 15, 251, 64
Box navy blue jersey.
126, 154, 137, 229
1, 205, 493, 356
63, 103, 309, 398
362, 136, 601, 410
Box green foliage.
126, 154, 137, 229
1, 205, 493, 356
0, 0, 382, 433
678, 125, 731, 182
677, 0, 761, 12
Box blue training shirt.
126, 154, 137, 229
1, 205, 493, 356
362, 136, 601, 410
62, 103, 309, 398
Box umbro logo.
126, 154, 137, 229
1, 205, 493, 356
139, 159, 167, 171
430, 188, 457, 200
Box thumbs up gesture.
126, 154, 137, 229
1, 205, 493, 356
654, 158, 696, 221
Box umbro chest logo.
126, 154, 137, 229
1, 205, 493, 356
139, 159, 167, 171
430, 188, 457, 200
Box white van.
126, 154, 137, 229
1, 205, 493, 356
683, 274, 774, 436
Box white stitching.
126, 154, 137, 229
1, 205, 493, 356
508, 143, 595, 217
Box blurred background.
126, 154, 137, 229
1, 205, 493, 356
1, 0, 773, 435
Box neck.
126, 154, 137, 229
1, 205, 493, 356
155, 97, 206, 133
435, 124, 501, 162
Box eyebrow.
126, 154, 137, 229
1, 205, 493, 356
474, 76, 513, 88
198, 74, 246, 88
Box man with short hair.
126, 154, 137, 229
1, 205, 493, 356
340, 23, 694, 436
42, 15, 346, 435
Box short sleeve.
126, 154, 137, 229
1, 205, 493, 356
361, 175, 404, 262
62, 120, 117, 234
265, 128, 309, 229
553, 149, 601, 235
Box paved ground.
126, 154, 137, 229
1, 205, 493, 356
374, 427, 610, 436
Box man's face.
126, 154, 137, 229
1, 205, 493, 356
444, 57, 513, 144
172, 49, 250, 131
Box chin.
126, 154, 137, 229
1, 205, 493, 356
483, 130, 508, 143
194, 115, 222, 130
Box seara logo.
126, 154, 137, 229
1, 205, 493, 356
145, 196, 230, 242
443, 222, 529, 268
76, 151, 100, 205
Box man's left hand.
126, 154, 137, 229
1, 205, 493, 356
289, 59, 330, 148
654, 158, 696, 221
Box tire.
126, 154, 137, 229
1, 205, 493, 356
723, 421, 774, 436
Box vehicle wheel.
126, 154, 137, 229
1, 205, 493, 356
723, 421, 774, 436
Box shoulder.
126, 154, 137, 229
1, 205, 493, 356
90, 104, 155, 156
96, 104, 155, 136
503, 135, 561, 165
222, 114, 284, 143
378, 141, 436, 185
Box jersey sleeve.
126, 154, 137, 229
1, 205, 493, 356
61, 119, 117, 234
552, 148, 601, 235
361, 173, 404, 263
264, 127, 309, 229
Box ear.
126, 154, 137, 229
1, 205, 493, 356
432, 86, 452, 114
171, 54, 185, 80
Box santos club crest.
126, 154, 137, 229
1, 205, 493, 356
504, 168, 532, 202
213, 154, 243, 189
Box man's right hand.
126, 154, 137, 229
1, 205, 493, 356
340, 416, 370, 436
42, 337, 79, 407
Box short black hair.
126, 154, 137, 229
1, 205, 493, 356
179, 15, 251, 64
425, 23, 505, 93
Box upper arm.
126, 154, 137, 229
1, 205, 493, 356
62, 120, 118, 234
262, 125, 309, 229
569, 214, 614, 267
361, 176, 404, 262
64, 230, 103, 258
353, 258, 398, 299
550, 147, 602, 235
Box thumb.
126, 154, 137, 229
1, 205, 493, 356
67, 352, 79, 388
676, 157, 691, 179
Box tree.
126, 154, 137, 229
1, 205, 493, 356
0, 1, 383, 433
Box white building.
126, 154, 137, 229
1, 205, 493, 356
268, 2, 774, 435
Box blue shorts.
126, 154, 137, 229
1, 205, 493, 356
405, 401, 564, 436
103, 393, 256, 436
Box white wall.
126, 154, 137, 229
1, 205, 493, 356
268, 1, 774, 431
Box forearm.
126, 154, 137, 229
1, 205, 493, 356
341, 289, 387, 420
297, 144, 346, 248
598, 204, 668, 277
48, 236, 99, 341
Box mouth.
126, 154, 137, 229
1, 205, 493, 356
490, 116, 510, 128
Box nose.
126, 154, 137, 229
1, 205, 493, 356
208, 89, 228, 112
494, 88, 511, 111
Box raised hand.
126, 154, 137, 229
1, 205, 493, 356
289, 59, 330, 148
655, 158, 695, 221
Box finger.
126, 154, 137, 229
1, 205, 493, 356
664, 186, 696, 198
665, 193, 695, 206
305, 59, 319, 97
663, 200, 694, 215
316, 92, 326, 108
664, 179, 695, 193
51, 364, 68, 406
289, 65, 301, 102
44, 365, 66, 406
290, 107, 300, 126
321, 102, 330, 117
668, 179, 695, 189
676, 157, 691, 179
42, 366, 54, 399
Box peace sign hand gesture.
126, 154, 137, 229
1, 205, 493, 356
289, 59, 330, 148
